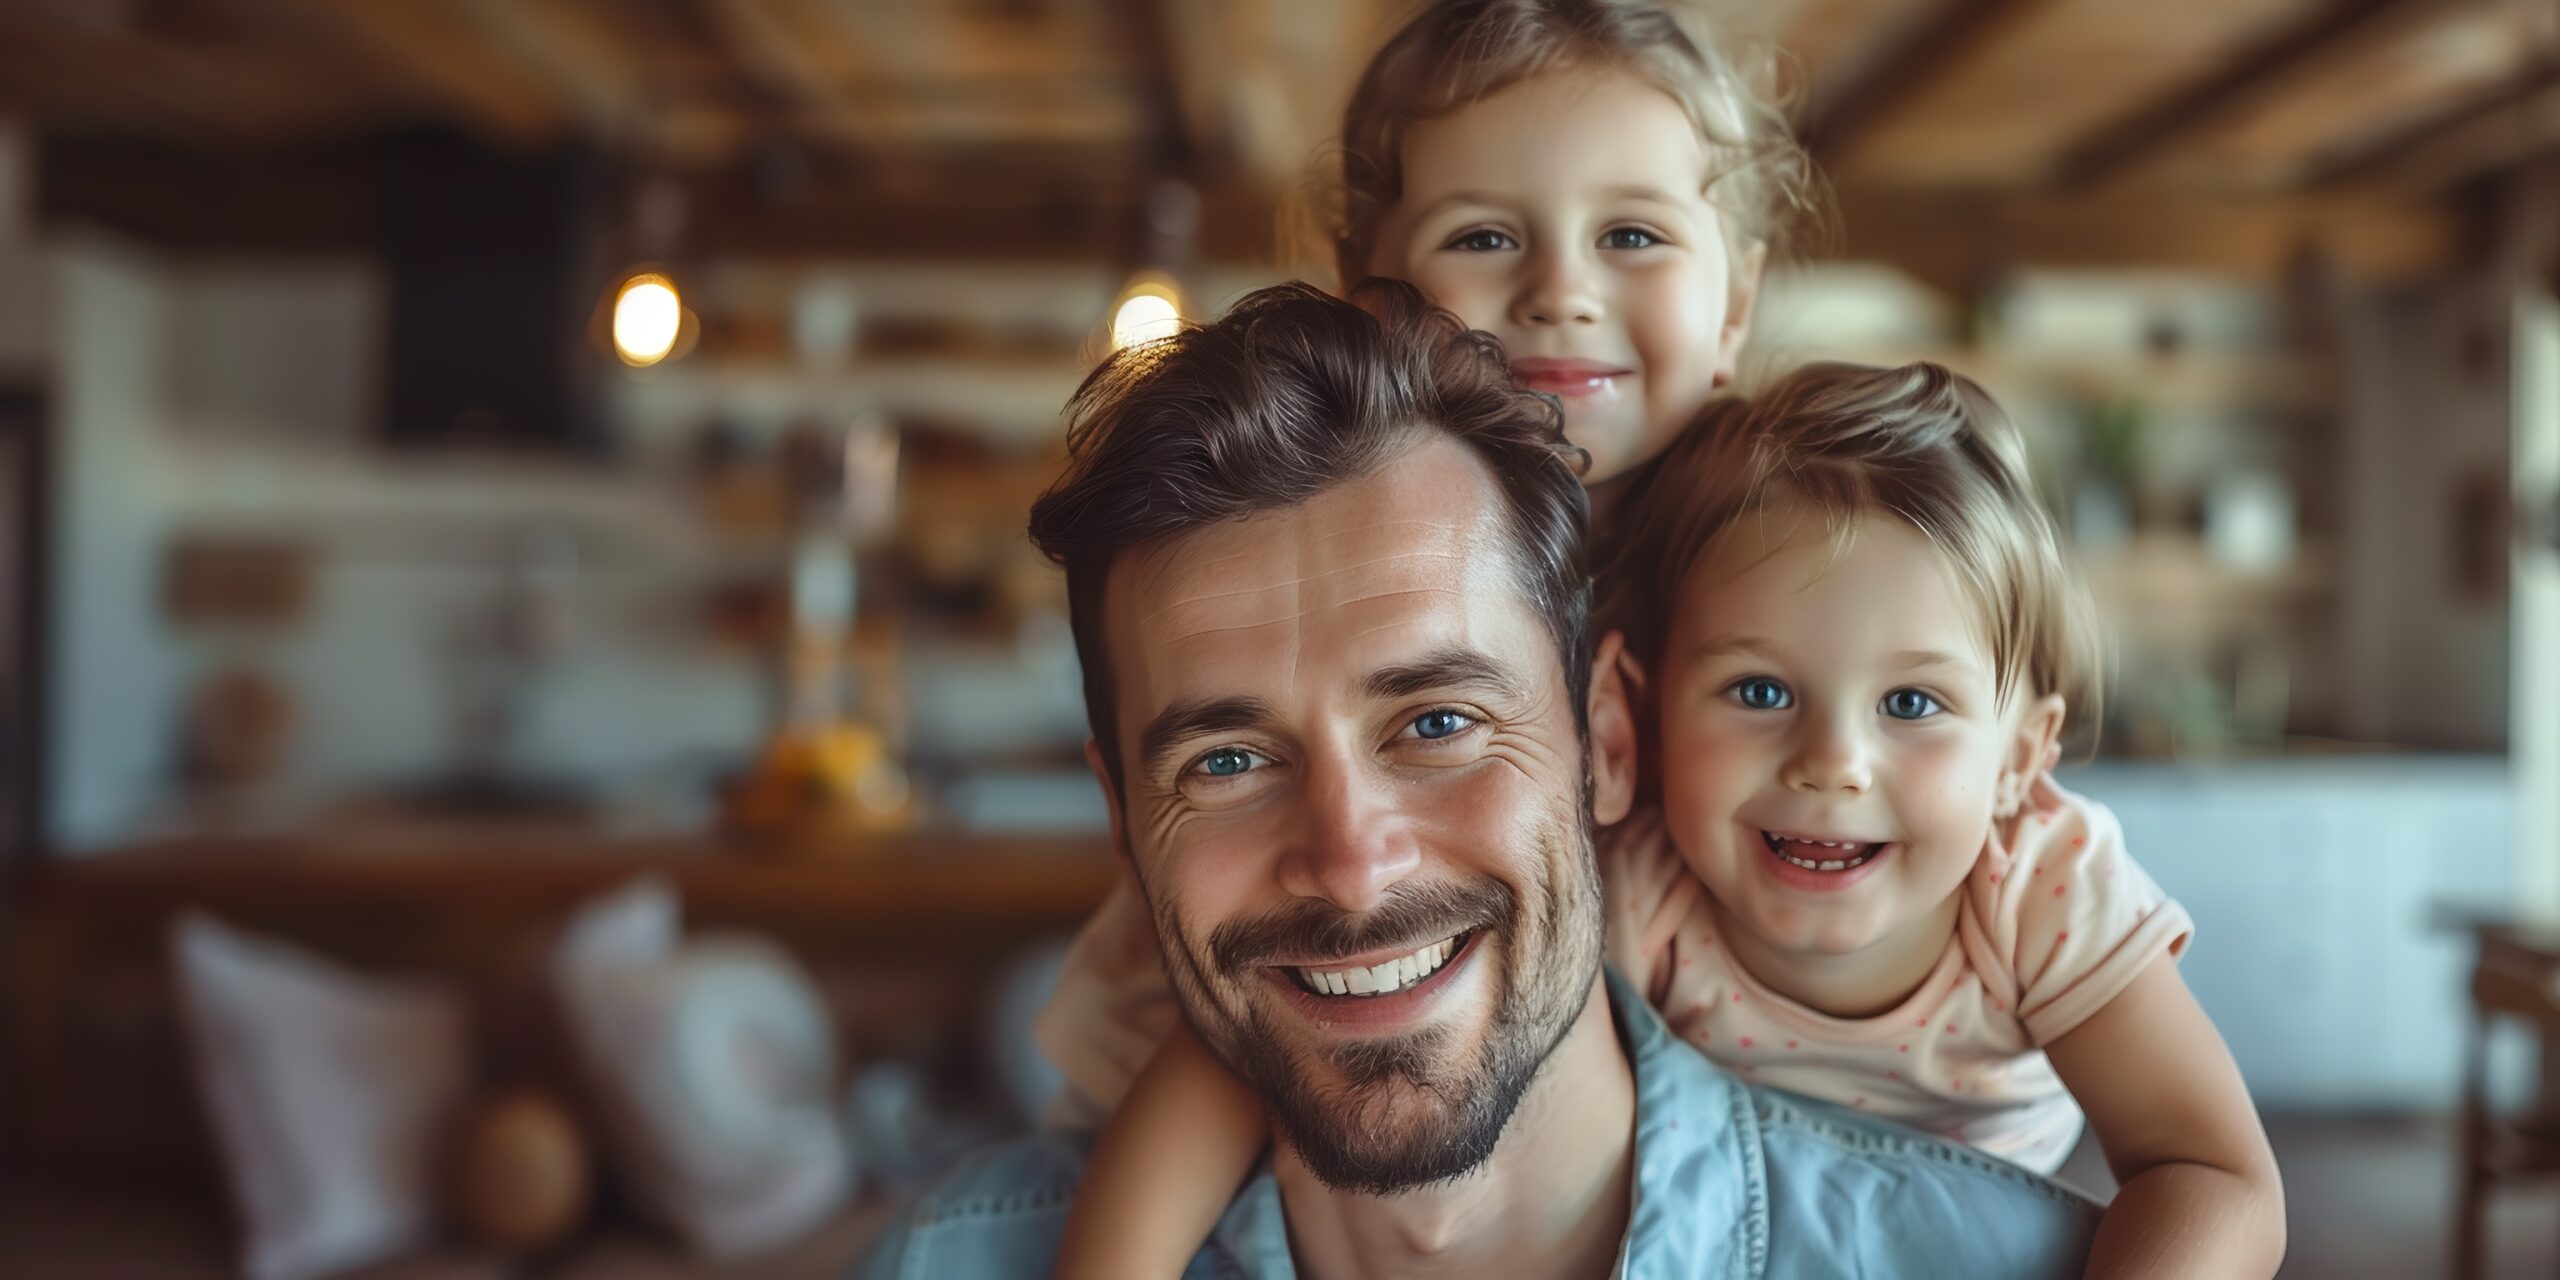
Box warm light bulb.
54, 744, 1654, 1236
613, 273, 682, 366
1110, 282, 1182, 350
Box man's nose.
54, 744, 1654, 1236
1278, 754, 1422, 913
1512, 244, 1603, 328
1780, 707, 1874, 796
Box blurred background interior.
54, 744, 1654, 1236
0, 0, 2557, 1276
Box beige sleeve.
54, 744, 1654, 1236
2003, 781, 2196, 1047
1033, 877, 1180, 1126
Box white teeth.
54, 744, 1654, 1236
1776, 848, 1872, 872
1762, 830, 1878, 873
1294, 934, 1463, 998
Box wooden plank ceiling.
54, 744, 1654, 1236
1, 0, 2553, 280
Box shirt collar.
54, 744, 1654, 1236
1202, 968, 1761, 1278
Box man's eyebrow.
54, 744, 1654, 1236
1138, 696, 1276, 776
1362, 648, 1530, 704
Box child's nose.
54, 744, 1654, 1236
1782, 715, 1874, 795
1514, 246, 1602, 327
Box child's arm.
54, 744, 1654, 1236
2044, 955, 2284, 1279
1053, 1021, 1270, 1280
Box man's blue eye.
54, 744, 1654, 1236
1733, 678, 1791, 711
1601, 227, 1659, 250
1200, 748, 1256, 777
1413, 710, 1470, 740
1882, 689, 1942, 720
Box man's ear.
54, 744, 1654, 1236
1084, 737, 1136, 867
1996, 693, 2066, 816
1714, 240, 1769, 388
1589, 630, 1644, 826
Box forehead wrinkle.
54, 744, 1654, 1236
1136, 551, 1471, 631
1154, 586, 1470, 651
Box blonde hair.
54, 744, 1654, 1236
1320, 0, 1819, 286
1596, 362, 2103, 733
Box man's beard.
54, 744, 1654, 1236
1150, 796, 1605, 1195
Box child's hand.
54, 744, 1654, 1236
1598, 803, 1670, 859
1594, 805, 1700, 1003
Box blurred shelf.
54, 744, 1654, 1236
22, 827, 1117, 958
1864, 345, 2336, 415
607, 354, 1090, 449
2081, 531, 2333, 591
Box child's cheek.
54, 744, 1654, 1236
1657, 707, 1757, 875
1891, 730, 2002, 853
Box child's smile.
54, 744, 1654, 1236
1366, 66, 1760, 484
1652, 498, 2045, 994
1755, 828, 1892, 883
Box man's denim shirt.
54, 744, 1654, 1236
856, 971, 2098, 1278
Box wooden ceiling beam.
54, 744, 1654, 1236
218, 0, 564, 143
2050, 0, 2450, 191
696, 0, 884, 145
1797, 0, 2055, 166
2304, 60, 2560, 193
451, 0, 647, 137
0, 12, 350, 150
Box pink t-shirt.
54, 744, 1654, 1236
1604, 773, 2192, 1174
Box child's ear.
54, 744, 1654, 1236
1996, 694, 2067, 816
1084, 737, 1137, 867
1714, 240, 1769, 387
1589, 631, 1645, 825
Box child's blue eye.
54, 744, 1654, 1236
1600, 227, 1660, 250
1882, 689, 1942, 721
1198, 747, 1260, 777
1411, 709, 1473, 740
1447, 229, 1516, 252
1731, 677, 1791, 711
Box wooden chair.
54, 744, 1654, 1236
2453, 925, 2560, 1278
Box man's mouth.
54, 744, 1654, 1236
1287, 931, 1470, 998
1760, 830, 1886, 872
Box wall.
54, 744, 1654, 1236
42, 240, 768, 849
2335, 275, 2514, 750
2073, 758, 2510, 1110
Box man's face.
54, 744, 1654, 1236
1096, 437, 1624, 1193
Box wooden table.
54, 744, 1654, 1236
2447, 916, 2560, 1278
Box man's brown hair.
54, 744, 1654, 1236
1029, 280, 1592, 793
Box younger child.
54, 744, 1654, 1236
1586, 361, 2284, 1275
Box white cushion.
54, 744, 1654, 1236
172, 913, 474, 1280
551, 880, 850, 1259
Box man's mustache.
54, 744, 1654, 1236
1208, 879, 1516, 973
